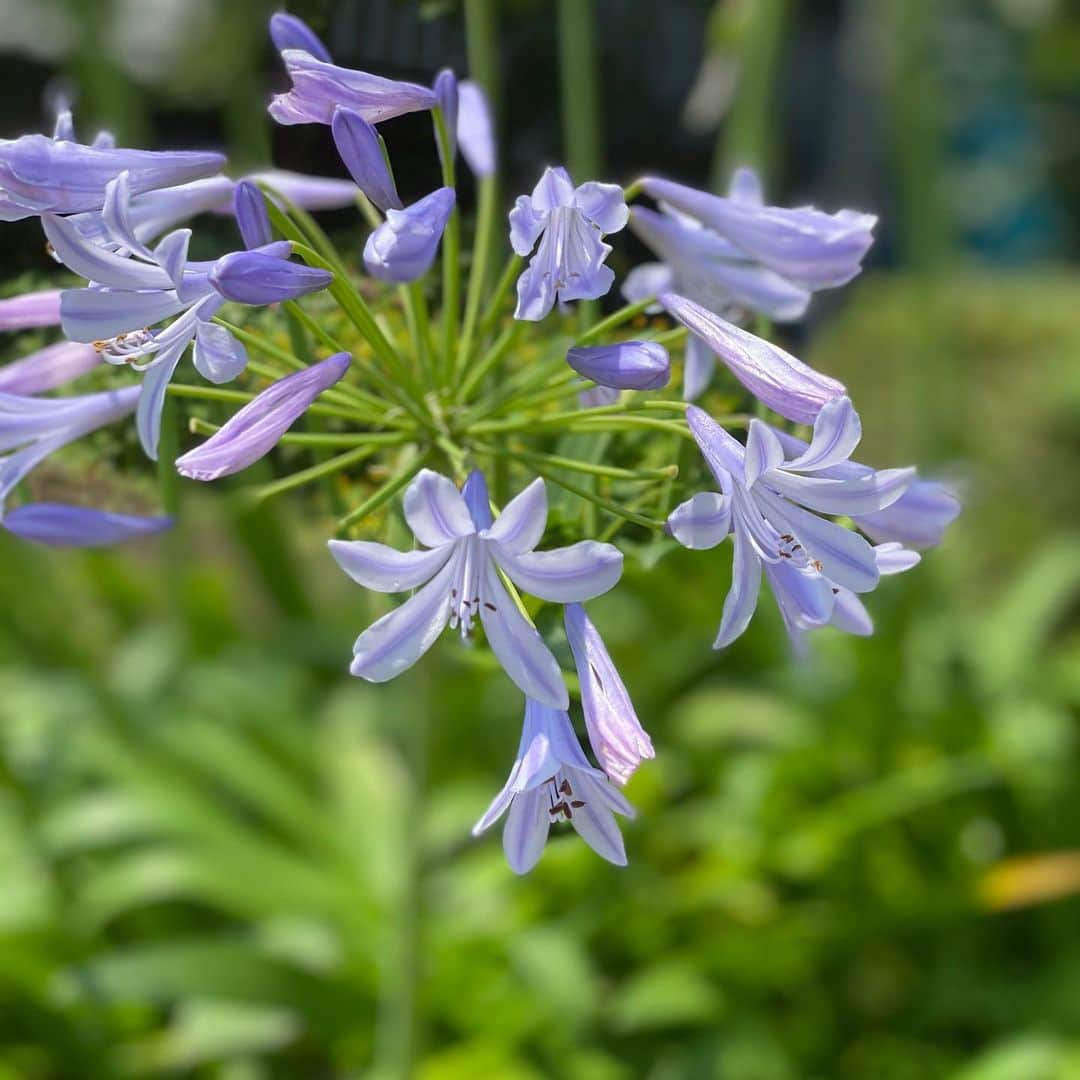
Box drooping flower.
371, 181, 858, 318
0, 342, 100, 395
0, 289, 63, 331
329, 468, 623, 708
269, 48, 438, 127
668, 398, 914, 648
472, 698, 635, 873
641, 168, 877, 292
331, 108, 402, 212
457, 80, 496, 178
0, 385, 170, 545
49, 172, 332, 458
363, 187, 456, 283
177, 352, 350, 481
660, 292, 845, 424
0, 132, 224, 221
564, 603, 654, 785
566, 341, 670, 391
510, 166, 628, 321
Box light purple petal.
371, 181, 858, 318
508, 195, 546, 256
154, 229, 192, 289
243, 170, 359, 212
683, 334, 716, 402
567, 773, 629, 865
0, 289, 62, 331
328, 538, 452, 592
42, 213, 174, 290
494, 540, 623, 603
484, 477, 546, 554
744, 419, 785, 487
566, 341, 670, 391
433, 69, 458, 169
191, 321, 247, 385
763, 466, 915, 517
574, 181, 628, 234
457, 80, 495, 177
331, 108, 401, 212
854, 479, 961, 550
763, 558, 835, 636
621, 262, 672, 308
830, 590, 873, 636
478, 558, 567, 709
363, 187, 455, 284
59, 287, 187, 345
783, 395, 861, 473
0, 342, 100, 395
3, 503, 171, 547
714, 525, 762, 648
135, 336, 188, 460
729, 166, 764, 205
349, 550, 459, 682
685, 405, 749, 485
209, 248, 332, 305
530, 166, 575, 212
404, 469, 474, 547
177, 352, 349, 480
662, 293, 844, 424
269, 12, 332, 63
874, 542, 921, 575
502, 789, 549, 874
233, 180, 272, 249
667, 491, 731, 550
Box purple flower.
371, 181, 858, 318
565, 603, 654, 785
0, 385, 170, 545
0, 289, 62, 331
233, 180, 272, 249
510, 166, 628, 321
668, 398, 914, 648
641, 168, 876, 291
566, 341, 670, 391
177, 352, 350, 481
329, 468, 623, 708
0, 342, 100, 395
269, 48, 438, 127
49, 172, 331, 458
269, 12, 332, 63
660, 292, 845, 424
363, 187, 455, 284
457, 81, 495, 178
0, 133, 224, 221
472, 698, 634, 873
331, 109, 402, 212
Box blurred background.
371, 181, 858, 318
2, 1, 1080, 1077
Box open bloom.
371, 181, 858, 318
660, 292, 845, 424
363, 187, 456, 283
177, 353, 350, 481
0, 385, 170, 545
641, 168, 876, 292
329, 468, 623, 708
668, 398, 914, 648
565, 604, 654, 785
49, 172, 331, 458
472, 698, 635, 873
510, 166, 628, 321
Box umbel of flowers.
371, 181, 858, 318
0, 12, 959, 873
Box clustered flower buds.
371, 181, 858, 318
0, 11, 958, 875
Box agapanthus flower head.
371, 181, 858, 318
0, 288, 62, 331
641, 169, 877, 292
457, 80, 496, 178
363, 187, 456, 283
0, 385, 170, 545
669, 397, 915, 648
0, 133, 224, 221
510, 166, 628, 321
329, 468, 623, 708
660, 292, 845, 424
49, 171, 332, 458
566, 341, 670, 391
565, 604, 654, 785
0, 342, 100, 395
177, 352, 350, 481
269, 48, 438, 127
331, 108, 402, 212
472, 698, 635, 874
269, 11, 332, 62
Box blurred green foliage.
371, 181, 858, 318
0, 271, 1078, 1078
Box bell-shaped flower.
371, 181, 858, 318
472, 698, 635, 874
177, 352, 350, 481
0, 342, 100, 395
270, 48, 438, 127
48, 172, 331, 459
668, 398, 914, 648
457, 80, 495, 178
565, 604, 654, 785
0, 385, 170, 545
363, 187, 455, 283
331, 108, 402, 212
0, 288, 62, 330
566, 340, 670, 391
269, 11, 332, 62
0, 132, 224, 221
510, 166, 628, 321
329, 468, 623, 708
660, 292, 845, 424
641, 168, 876, 292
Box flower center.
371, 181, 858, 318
449, 535, 482, 638
93, 328, 155, 361
545, 774, 586, 822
